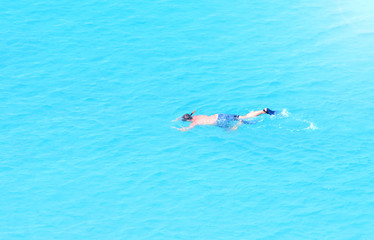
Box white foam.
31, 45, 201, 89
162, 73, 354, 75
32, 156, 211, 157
306, 122, 318, 130
281, 109, 289, 117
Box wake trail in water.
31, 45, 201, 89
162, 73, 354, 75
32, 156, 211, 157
266, 109, 318, 132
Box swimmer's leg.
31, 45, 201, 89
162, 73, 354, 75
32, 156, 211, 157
239, 109, 266, 119
239, 108, 276, 119
241, 119, 261, 124
231, 121, 243, 130
231, 119, 260, 130
263, 108, 279, 115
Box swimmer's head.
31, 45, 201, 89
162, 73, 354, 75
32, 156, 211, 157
181, 110, 195, 121
181, 114, 192, 121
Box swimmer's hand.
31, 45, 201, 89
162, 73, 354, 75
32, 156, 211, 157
172, 117, 182, 122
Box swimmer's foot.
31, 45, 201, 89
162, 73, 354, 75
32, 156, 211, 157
263, 108, 276, 115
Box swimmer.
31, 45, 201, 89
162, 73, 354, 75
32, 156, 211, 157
173, 108, 278, 131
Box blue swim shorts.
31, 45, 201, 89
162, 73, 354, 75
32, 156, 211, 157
216, 114, 240, 128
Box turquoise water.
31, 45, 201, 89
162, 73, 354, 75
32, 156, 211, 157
1, 0, 374, 239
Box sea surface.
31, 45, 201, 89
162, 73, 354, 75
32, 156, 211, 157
1, 0, 374, 239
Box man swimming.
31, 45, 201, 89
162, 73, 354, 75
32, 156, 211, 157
174, 108, 277, 131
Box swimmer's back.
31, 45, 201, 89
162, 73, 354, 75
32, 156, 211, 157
192, 114, 218, 125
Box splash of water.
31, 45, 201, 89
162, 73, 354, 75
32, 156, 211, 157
281, 109, 289, 117
305, 122, 318, 130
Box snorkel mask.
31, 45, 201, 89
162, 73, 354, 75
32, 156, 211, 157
181, 110, 195, 121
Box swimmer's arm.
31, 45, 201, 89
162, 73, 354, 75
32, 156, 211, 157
173, 123, 197, 131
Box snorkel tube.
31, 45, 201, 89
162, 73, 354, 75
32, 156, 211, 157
179, 110, 195, 121
172, 110, 196, 122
